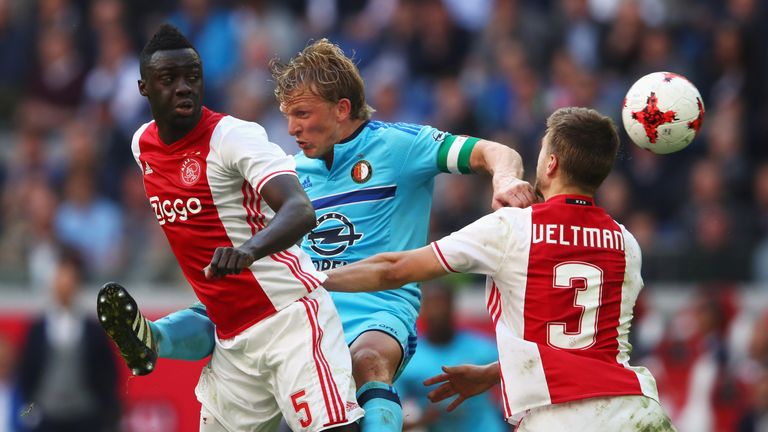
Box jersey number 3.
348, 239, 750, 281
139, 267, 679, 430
546, 262, 603, 350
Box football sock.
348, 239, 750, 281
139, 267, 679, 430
356, 381, 402, 432
150, 303, 215, 360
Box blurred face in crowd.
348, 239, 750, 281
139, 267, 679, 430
280, 87, 351, 164
52, 261, 80, 309
422, 286, 455, 344
139, 48, 203, 141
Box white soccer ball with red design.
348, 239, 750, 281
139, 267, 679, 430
621, 71, 704, 154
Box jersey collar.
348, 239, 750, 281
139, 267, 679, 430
338, 120, 370, 144
546, 194, 594, 206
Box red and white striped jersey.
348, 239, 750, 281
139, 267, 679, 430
431, 194, 659, 421
131, 107, 325, 339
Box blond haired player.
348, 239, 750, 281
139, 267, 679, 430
323, 107, 676, 431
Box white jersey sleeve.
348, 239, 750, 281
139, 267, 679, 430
212, 117, 297, 193
431, 207, 527, 276
130, 121, 153, 171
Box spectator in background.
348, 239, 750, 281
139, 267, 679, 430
652, 288, 747, 432
0, 0, 31, 121
168, 0, 239, 109
751, 163, 768, 284
16, 249, 120, 432
54, 167, 123, 279
83, 23, 144, 139
737, 312, 768, 431
679, 158, 751, 281
0, 334, 21, 432
18, 26, 86, 133
738, 371, 768, 432
396, 284, 503, 432
0, 178, 59, 288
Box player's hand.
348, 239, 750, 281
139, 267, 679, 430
423, 364, 499, 412
491, 175, 538, 210
204, 247, 255, 280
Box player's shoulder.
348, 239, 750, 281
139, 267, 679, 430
131, 120, 155, 149
132, 120, 154, 140
215, 115, 267, 137
365, 120, 430, 140
494, 205, 534, 220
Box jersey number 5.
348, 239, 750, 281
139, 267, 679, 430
546, 262, 603, 350
291, 390, 313, 428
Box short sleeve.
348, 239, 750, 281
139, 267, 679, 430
216, 121, 297, 193
431, 209, 519, 277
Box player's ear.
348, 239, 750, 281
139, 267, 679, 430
336, 98, 352, 121
138, 79, 148, 97
546, 153, 558, 176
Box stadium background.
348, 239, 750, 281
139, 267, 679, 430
0, 0, 766, 430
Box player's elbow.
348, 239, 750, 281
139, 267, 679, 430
294, 199, 317, 234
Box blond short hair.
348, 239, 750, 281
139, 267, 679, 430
270, 38, 374, 120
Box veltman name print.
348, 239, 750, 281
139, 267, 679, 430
532, 224, 625, 251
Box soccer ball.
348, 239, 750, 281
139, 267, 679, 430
621, 72, 704, 154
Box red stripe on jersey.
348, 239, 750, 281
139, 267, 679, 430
499, 364, 513, 419
487, 283, 501, 327
308, 298, 346, 425
255, 193, 265, 229
300, 298, 336, 423
432, 242, 458, 272
270, 252, 315, 292
301, 298, 344, 424
278, 251, 322, 287
241, 181, 258, 235
523, 195, 642, 404
138, 108, 277, 339
256, 169, 297, 193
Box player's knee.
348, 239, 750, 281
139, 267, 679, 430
351, 347, 393, 384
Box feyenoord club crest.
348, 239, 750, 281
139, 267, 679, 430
351, 160, 372, 183
180, 157, 202, 186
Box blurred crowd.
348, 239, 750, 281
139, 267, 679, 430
0, 0, 767, 430
0, 0, 766, 287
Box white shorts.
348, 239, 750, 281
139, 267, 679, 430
195, 288, 364, 432
516, 395, 676, 432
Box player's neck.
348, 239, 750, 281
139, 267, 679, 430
542, 181, 593, 200
321, 118, 367, 169
156, 113, 203, 145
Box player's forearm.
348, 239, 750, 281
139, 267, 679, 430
240, 196, 316, 260
324, 253, 409, 292
470, 139, 524, 179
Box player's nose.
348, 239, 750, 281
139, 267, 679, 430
287, 117, 301, 136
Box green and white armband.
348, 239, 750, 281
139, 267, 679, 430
437, 135, 479, 174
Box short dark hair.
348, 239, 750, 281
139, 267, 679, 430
140, 24, 198, 77
545, 107, 619, 193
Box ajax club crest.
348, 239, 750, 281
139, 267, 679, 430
351, 160, 372, 183
180, 157, 202, 186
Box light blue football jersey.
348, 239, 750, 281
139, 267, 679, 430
295, 120, 478, 334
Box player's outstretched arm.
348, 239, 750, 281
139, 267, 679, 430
423, 362, 500, 412
205, 174, 316, 279
470, 139, 538, 209
324, 246, 447, 292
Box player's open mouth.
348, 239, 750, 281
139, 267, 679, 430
175, 101, 195, 116
297, 141, 311, 150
